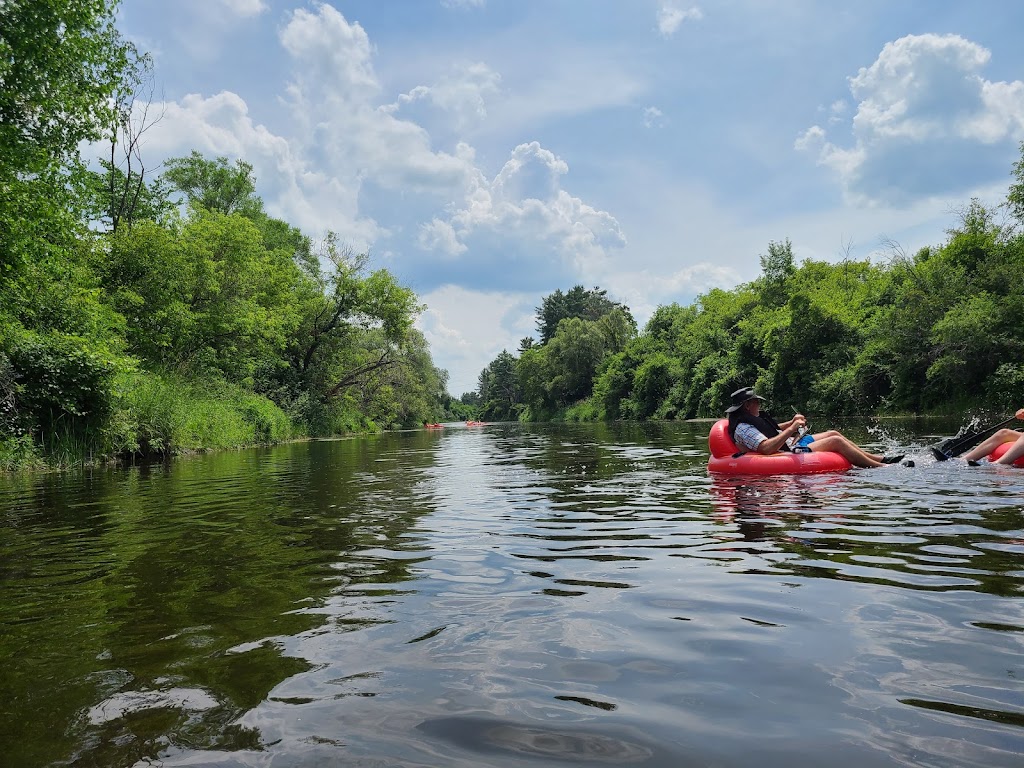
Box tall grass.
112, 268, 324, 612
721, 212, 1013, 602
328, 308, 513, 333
104, 371, 297, 459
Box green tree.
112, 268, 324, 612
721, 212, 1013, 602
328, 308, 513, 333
1009, 140, 1024, 224
535, 285, 632, 344
162, 151, 264, 218
478, 350, 520, 421
544, 317, 606, 405
100, 210, 304, 381
756, 239, 796, 307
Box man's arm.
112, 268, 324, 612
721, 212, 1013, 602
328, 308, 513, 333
756, 416, 805, 455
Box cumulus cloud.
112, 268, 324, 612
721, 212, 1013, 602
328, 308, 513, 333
796, 33, 1024, 205
279, 6, 380, 104
601, 264, 740, 329
419, 142, 627, 291
139, 90, 382, 247
657, 3, 703, 37
382, 62, 501, 132
417, 285, 535, 394
137, 3, 481, 246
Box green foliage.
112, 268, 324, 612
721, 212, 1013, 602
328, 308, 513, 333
1007, 141, 1024, 223
536, 285, 632, 344
478, 350, 521, 421
0, 0, 137, 171
632, 352, 677, 419
107, 371, 294, 456
101, 210, 304, 381
0, 0, 142, 282
5, 329, 129, 431
987, 363, 1024, 410
0, 8, 443, 469
162, 151, 264, 217
756, 239, 795, 307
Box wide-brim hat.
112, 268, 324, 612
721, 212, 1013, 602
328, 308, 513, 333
726, 386, 765, 413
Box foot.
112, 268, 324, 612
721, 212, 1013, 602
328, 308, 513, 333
930, 447, 951, 462
901, 460, 915, 467
967, 459, 981, 467
881, 454, 905, 464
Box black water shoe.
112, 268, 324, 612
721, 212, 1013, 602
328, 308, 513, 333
930, 447, 951, 462
901, 460, 915, 468
967, 459, 981, 467
881, 454, 905, 464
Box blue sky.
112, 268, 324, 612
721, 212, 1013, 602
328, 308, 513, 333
113, 0, 1024, 395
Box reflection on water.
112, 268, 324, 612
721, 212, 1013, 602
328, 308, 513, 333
2, 421, 1024, 767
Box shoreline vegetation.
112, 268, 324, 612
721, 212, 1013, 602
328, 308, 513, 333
3, 2, 1024, 472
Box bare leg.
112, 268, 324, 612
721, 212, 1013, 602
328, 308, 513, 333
810, 434, 884, 468
810, 430, 884, 462
993, 433, 1024, 465
961, 429, 1023, 462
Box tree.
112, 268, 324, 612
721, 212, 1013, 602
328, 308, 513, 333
756, 239, 795, 307
535, 285, 631, 344
162, 151, 264, 218
477, 350, 520, 421
0, 0, 144, 456
544, 317, 606, 405
0, 0, 138, 175
1009, 141, 1024, 224
86, 60, 170, 233
1, 0, 143, 279
101, 209, 304, 381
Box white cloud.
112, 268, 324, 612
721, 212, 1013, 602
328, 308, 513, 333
137, 91, 382, 248
643, 106, 666, 128
419, 218, 468, 257
601, 264, 740, 330
420, 142, 627, 290
136, 4, 484, 247
441, 0, 484, 8
797, 34, 1024, 205
279, 5, 380, 104
382, 62, 501, 132
417, 285, 534, 394
657, 3, 703, 38
222, 0, 266, 18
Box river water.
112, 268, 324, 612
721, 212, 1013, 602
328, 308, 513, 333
2, 420, 1023, 767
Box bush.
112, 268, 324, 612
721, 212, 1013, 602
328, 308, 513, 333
108, 371, 297, 457
6, 330, 128, 432
987, 364, 1024, 411
0, 434, 41, 471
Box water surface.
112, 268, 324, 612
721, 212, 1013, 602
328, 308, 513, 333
2, 421, 1023, 767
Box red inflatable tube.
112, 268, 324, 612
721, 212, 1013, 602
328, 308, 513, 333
707, 419, 852, 475
986, 442, 1024, 466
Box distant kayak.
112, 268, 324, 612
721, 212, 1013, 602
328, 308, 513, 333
707, 419, 851, 475
424, 423, 443, 429
465, 421, 486, 426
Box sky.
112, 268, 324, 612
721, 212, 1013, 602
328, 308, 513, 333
112, 0, 1024, 396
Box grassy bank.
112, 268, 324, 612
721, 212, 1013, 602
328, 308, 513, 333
1, 371, 300, 471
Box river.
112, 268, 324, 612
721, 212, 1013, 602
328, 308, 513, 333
2, 420, 1023, 767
